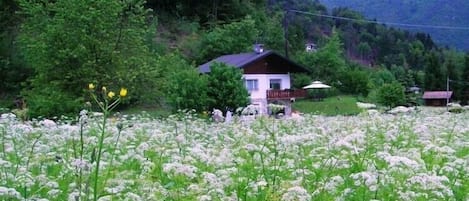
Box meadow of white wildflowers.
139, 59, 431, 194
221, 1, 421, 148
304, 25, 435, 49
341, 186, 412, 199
0, 108, 468, 201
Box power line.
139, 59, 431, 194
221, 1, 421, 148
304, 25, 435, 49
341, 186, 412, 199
288, 9, 469, 31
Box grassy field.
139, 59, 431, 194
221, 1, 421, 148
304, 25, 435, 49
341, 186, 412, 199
120, 104, 172, 119
292, 95, 363, 116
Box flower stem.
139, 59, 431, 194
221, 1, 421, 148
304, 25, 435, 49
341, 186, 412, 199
103, 128, 122, 188
93, 111, 108, 201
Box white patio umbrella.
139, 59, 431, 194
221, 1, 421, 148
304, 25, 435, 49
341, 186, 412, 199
302, 81, 331, 89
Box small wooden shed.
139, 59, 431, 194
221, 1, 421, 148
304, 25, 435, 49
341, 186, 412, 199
422, 91, 452, 106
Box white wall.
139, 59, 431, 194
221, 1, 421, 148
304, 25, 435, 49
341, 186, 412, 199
243, 74, 291, 100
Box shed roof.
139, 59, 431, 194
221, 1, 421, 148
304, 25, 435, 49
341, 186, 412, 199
198, 50, 308, 73
422, 91, 453, 99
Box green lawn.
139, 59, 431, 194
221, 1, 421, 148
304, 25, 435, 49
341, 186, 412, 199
120, 104, 172, 119
292, 95, 363, 116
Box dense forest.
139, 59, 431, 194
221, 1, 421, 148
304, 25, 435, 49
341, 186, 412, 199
320, 0, 469, 51
1, 0, 469, 117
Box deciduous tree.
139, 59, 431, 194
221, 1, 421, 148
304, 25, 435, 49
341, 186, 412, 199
296, 28, 346, 83
161, 53, 209, 112
206, 62, 249, 112
19, 0, 158, 117
165, 68, 208, 112
198, 16, 258, 63
377, 82, 405, 109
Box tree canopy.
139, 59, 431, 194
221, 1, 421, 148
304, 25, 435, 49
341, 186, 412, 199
2, 0, 469, 116
18, 0, 158, 117
207, 62, 250, 112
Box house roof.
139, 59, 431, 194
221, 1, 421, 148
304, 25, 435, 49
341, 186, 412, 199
422, 91, 453, 99
198, 50, 308, 73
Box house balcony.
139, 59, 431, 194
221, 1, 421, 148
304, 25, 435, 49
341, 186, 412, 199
266, 89, 307, 100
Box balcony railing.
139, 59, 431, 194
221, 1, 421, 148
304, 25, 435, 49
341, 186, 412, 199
267, 89, 307, 100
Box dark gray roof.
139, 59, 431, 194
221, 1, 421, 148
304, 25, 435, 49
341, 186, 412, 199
198, 50, 308, 73
198, 50, 272, 73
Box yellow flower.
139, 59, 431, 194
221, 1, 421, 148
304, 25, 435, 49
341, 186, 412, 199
102, 86, 107, 92
119, 88, 127, 97
88, 83, 95, 90
107, 91, 115, 99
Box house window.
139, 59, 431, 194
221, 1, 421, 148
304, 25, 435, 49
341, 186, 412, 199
270, 79, 282, 90
245, 79, 258, 91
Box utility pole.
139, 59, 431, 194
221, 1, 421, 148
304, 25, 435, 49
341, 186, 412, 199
446, 76, 449, 111
283, 9, 290, 58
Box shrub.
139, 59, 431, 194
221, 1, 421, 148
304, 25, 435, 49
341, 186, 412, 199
207, 62, 249, 112
337, 68, 370, 96
24, 85, 82, 118
376, 82, 406, 109
291, 73, 311, 89
165, 69, 209, 112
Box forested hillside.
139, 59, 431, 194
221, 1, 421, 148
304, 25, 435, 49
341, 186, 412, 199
320, 0, 469, 50
1, 0, 469, 117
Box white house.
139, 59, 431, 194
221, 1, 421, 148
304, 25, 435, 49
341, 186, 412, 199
198, 45, 309, 115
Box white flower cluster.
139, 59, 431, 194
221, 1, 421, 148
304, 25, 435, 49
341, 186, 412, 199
350, 171, 379, 191
0, 186, 22, 199
377, 152, 421, 170
163, 162, 198, 179
324, 175, 345, 192
405, 173, 453, 198
281, 186, 311, 201
356, 102, 376, 109
268, 103, 286, 114
0, 107, 467, 200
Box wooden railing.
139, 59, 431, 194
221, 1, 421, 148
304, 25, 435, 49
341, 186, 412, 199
267, 89, 307, 100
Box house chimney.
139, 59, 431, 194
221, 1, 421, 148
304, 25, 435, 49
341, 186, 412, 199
253, 44, 264, 54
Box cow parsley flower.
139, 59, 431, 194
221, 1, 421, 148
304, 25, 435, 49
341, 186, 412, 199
163, 162, 198, 178
47, 189, 61, 197
0, 187, 22, 199
377, 152, 421, 170
198, 195, 211, 201
281, 186, 311, 201
350, 171, 378, 191
324, 175, 344, 193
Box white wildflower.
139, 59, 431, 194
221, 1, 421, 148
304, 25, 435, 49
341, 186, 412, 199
188, 184, 202, 193
281, 186, 311, 201
244, 143, 259, 152
163, 162, 198, 178
71, 159, 91, 171
356, 102, 376, 109
175, 134, 186, 143
0, 113, 16, 121
377, 152, 421, 170
40, 119, 57, 128
350, 171, 378, 191
0, 186, 22, 199
203, 172, 223, 189
124, 192, 142, 201
324, 175, 344, 192
79, 109, 88, 124
406, 173, 453, 197
45, 181, 59, 189
47, 189, 61, 197
249, 179, 268, 191
198, 195, 212, 201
